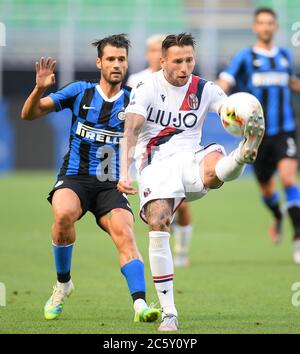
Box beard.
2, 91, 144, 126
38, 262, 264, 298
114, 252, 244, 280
260, 32, 273, 43
101, 71, 124, 85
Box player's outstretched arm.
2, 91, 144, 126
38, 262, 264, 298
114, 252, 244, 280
117, 112, 145, 195
215, 79, 232, 94
21, 57, 57, 120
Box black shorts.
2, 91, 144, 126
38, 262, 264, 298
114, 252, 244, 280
47, 176, 133, 226
253, 131, 298, 183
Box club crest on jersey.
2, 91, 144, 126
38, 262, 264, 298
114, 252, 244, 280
143, 188, 151, 198
188, 93, 199, 110
117, 111, 126, 121
253, 59, 262, 67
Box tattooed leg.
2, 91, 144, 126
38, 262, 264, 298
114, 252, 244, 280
145, 199, 178, 324
144, 199, 174, 232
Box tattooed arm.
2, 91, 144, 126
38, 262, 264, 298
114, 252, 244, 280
117, 112, 145, 195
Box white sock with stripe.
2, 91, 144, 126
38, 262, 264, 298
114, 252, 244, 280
149, 231, 177, 317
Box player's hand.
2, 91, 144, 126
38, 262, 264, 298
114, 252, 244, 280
35, 57, 56, 90
117, 177, 137, 195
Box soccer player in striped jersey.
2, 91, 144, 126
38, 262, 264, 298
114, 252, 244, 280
127, 34, 194, 268
216, 7, 300, 263
118, 33, 264, 330
21, 34, 159, 323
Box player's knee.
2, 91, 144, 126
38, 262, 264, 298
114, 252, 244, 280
202, 151, 224, 189
204, 169, 223, 189
281, 174, 297, 187
54, 209, 76, 230
205, 175, 223, 189
147, 214, 172, 232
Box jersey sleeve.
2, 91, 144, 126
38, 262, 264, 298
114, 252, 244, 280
280, 48, 293, 76
48, 81, 82, 112
219, 49, 247, 86
207, 81, 228, 114
125, 80, 153, 119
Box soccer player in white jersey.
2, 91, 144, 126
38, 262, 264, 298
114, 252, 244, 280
127, 34, 194, 268
118, 33, 264, 331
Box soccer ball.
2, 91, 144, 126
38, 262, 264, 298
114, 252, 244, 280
220, 92, 264, 137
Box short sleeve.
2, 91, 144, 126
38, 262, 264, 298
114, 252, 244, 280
125, 80, 153, 119
280, 48, 293, 76
219, 48, 248, 86
49, 81, 82, 112
207, 81, 228, 113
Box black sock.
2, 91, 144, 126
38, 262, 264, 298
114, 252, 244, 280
287, 206, 300, 239
262, 192, 282, 220
57, 272, 71, 283
132, 291, 146, 303
267, 203, 282, 220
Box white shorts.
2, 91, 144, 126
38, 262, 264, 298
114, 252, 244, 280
138, 144, 226, 223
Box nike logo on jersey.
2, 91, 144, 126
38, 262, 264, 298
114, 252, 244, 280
82, 104, 95, 110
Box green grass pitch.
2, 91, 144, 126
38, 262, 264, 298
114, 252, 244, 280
0, 172, 300, 334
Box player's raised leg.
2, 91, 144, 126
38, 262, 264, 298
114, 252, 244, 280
44, 188, 81, 320
198, 112, 265, 194
215, 112, 265, 185
144, 199, 178, 331
99, 208, 160, 323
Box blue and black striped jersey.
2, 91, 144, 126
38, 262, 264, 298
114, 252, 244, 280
49, 81, 130, 180
220, 46, 295, 136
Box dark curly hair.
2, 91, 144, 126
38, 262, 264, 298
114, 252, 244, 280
92, 34, 131, 58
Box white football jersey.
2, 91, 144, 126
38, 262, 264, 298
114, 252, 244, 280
125, 69, 227, 172
127, 68, 153, 88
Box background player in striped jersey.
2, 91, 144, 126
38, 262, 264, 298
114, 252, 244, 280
118, 33, 264, 330
21, 34, 159, 323
127, 34, 194, 268
216, 8, 300, 263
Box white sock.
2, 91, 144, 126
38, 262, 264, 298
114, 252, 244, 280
149, 231, 177, 317
57, 280, 72, 293
174, 224, 193, 257
133, 298, 148, 313
215, 149, 246, 182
